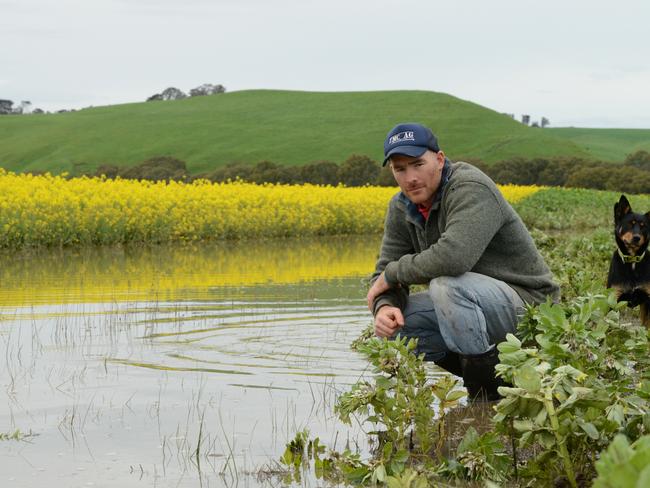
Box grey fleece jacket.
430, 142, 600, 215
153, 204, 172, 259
371, 160, 560, 315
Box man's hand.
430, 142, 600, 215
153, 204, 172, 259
374, 306, 404, 338
366, 272, 392, 310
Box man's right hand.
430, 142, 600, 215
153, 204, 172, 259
374, 306, 405, 338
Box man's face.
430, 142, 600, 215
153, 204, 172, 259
389, 150, 446, 207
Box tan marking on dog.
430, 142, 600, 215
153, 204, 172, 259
619, 231, 644, 252
640, 303, 650, 329
633, 284, 650, 329
611, 285, 625, 300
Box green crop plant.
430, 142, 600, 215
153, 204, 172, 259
281, 336, 468, 485
300, 293, 650, 486
494, 293, 649, 486
593, 434, 650, 488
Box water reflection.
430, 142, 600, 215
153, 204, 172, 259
0, 234, 382, 306
0, 235, 388, 488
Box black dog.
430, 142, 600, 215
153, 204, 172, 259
607, 194, 650, 328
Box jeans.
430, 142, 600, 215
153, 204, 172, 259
396, 272, 526, 360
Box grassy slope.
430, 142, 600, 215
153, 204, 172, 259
547, 127, 650, 162
0, 90, 591, 174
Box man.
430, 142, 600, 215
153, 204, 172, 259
367, 123, 559, 401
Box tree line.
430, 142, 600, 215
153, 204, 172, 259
86, 155, 396, 187
76, 150, 650, 194
0, 82, 226, 116
473, 150, 650, 194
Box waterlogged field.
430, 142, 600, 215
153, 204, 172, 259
0, 236, 388, 487
1, 183, 650, 487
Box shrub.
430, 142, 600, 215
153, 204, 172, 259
375, 165, 397, 187
248, 160, 298, 184
93, 164, 120, 179
298, 160, 340, 186
485, 156, 650, 194
120, 156, 189, 182
195, 162, 253, 182
624, 150, 650, 170
337, 154, 380, 187
565, 166, 613, 191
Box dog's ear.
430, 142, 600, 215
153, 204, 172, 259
615, 194, 631, 221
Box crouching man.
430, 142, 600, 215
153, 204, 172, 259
367, 123, 559, 402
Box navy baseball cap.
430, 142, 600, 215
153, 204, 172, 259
383, 123, 440, 166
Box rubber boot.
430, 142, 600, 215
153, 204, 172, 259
460, 347, 504, 403
431, 351, 463, 377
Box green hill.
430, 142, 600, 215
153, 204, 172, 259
0, 90, 598, 174
547, 127, 650, 162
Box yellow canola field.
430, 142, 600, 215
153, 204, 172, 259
0, 170, 541, 248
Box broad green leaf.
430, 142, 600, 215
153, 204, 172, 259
553, 365, 587, 382
535, 333, 552, 349
498, 341, 520, 354
505, 333, 521, 348
495, 396, 519, 415
457, 427, 478, 455
375, 376, 393, 389
514, 364, 542, 393
382, 441, 393, 461
534, 407, 548, 426
387, 478, 401, 488
540, 303, 568, 329
446, 390, 466, 402
393, 449, 409, 464
513, 419, 534, 432
607, 404, 625, 426
373, 464, 386, 483
539, 431, 556, 449
497, 386, 528, 397
520, 430, 533, 446
579, 421, 599, 440
637, 465, 650, 488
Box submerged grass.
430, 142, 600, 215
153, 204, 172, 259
0, 429, 37, 441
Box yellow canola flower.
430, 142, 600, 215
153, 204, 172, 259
0, 169, 541, 248
497, 184, 542, 203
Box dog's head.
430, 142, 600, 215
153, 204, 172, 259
614, 194, 650, 256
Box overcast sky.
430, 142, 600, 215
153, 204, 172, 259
2, 0, 649, 128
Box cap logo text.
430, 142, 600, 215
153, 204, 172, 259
389, 131, 415, 145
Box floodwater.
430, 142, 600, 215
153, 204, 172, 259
0, 235, 431, 487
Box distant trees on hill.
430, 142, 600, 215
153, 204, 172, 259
1, 82, 227, 114
189, 83, 226, 97
0, 99, 40, 115
146, 83, 226, 102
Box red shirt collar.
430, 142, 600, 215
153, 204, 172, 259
416, 204, 431, 222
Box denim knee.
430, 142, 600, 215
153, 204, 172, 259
428, 273, 523, 355
429, 274, 490, 355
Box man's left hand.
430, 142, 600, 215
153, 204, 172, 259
366, 272, 392, 310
